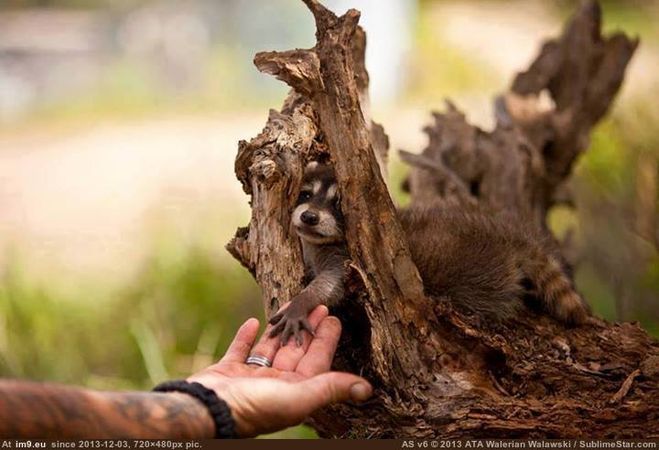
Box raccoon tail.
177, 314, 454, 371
526, 255, 590, 326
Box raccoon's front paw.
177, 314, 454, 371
267, 300, 315, 346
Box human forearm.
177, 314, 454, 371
0, 380, 214, 438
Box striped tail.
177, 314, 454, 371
529, 255, 590, 325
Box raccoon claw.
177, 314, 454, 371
268, 316, 286, 339
268, 312, 284, 326
267, 306, 314, 346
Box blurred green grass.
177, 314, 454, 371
0, 237, 261, 387
0, 230, 318, 438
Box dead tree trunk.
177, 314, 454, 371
227, 0, 659, 438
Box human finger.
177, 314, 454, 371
297, 372, 373, 409
219, 318, 260, 363
271, 305, 328, 372
217, 373, 371, 438
249, 305, 291, 365
295, 316, 341, 376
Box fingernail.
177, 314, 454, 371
349, 382, 372, 403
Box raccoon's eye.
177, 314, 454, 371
298, 190, 312, 202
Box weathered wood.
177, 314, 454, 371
404, 0, 638, 230
227, 99, 317, 312
228, 0, 659, 438
251, 0, 433, 385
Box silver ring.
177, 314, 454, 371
246, 355, 272, 368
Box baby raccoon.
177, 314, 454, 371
269, 162, 590, 345
268, 162, 350, 345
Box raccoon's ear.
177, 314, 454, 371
327, 183, 339, 201
332, 188, 341, 209
305, 161, 319, 171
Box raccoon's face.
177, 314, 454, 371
292, 162, 344, 245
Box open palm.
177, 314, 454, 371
188, 306, 372, 437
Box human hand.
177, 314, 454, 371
188, 306, 372, 437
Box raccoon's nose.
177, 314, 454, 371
300, 210, 319, 225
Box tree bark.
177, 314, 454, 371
227, 0, 659, 438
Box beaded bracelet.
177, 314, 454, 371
153, 380, 237, 439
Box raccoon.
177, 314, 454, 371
268, 162, 350, 345
269, 162, 590, 345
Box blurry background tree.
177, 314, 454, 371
0, 0, 657, 438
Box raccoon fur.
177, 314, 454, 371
268, 162, 590, 345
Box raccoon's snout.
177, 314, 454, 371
300, 210, 319, 226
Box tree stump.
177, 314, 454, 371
227, 0, 658, 438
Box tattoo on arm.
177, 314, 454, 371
0, 380, 214, 438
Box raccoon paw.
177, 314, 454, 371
268, 302, 315, 346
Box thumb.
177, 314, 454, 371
299, 372, 373, 409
